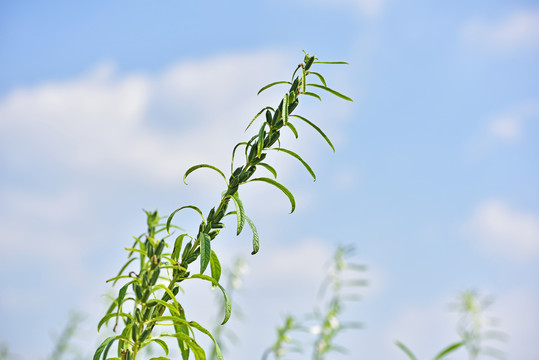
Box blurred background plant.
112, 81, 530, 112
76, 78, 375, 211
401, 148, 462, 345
451, 290, 508, 360
262, 245, 366, 360
210, 256, 249, 359
395, 290, 507, 360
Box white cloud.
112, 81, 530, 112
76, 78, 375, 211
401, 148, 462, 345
464, 199, 539, 261
462, 9, 539, 52
0, 50, 295, 187
489, 115, 521, 140
487, 100, 539, 142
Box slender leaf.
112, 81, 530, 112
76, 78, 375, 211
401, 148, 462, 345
245, 215, 260, 255
188, 274, 231, 325
301, 67, 306, 93
257, 81, 292, 95
434, 341, 465, 360
395, 341, 418, 360
313, 61, 349, 65
307, 71, 327, 86
268, 147, 316, 181
303, 91, 321, 101
225, 211, 260, 255
93, 336, 120, 360
199, 233, 211, 274
286, 122, 298, 138
146, 299, 182, 317
247, 177, 296, 213
291, 65, 301, 82
113, 257, 136, 286
258, 162, 277, 178
166, 205, 205, 233
97, 312, 133, 332
230, 193, 245, 235
283, 93, 289, 125
210, 250, 222, 284
257, 122, 266, 158
307, 83, 353, 101
172, 234, 189, 262
245, 106, 273, 132
231, 141, 248, 172
151, 284, 180, 307
161, 332, 205, 360
183, 164, 228, 186
175, 303, 190, 360
290, 114, 335, 151
190, 321, 224, 360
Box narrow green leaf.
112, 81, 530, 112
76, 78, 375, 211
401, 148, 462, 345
210, 250, 222, 284
301, 67, 306, 93
307, 83, 353, 101
286, 122, 298, 139
224, 211, 260, 254
303, 92, 322, 101
175, 303, 190, 360
231, 142, 248, 172
247, 177, 296, 213
257, 122, 266, 158
290, 114, 335, 151
188, 274, 231, 324
245, 106, 274, 132
307, 71, 327, 86
149, 357, 170, 360
395, 341, 417, 360
290, 65, 301, 83
146, 299, 182, 317
172, 234, 189, 262
183, 164, 228, 186
166, 205, 205, 233
257, 81, 292, 96
283, 93, 289, 125
189, 321, 224, 360
199, 233, 211, 274
185, 340, 206, 360
160, 332, 204, 360
113, 257, 136, 286
93, 336, 120, 360
434, 341, 465, 360
258, 162, 277, 178
151, 284, 180, 307
313, 61, 349, 65
245, 215, 260, 255
230, 194, 245, 235
269, 147, 315, 181
97, 312, 133, 332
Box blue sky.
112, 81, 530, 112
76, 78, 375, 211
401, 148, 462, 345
1, 1, 538, 359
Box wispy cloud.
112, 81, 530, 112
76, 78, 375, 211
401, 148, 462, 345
0, 50, 294, 188
463, 199, 539, 261
488, 100, 539, 142
462, 9, 539, 52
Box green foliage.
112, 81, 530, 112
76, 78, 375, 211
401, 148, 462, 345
262, 245, 366, 360
262, 316, 305, 360
49, 312, 85, 360
95, 51, 352, 359
395, 290, 507, 360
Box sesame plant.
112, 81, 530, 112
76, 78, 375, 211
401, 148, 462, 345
94, 51, 352, 360
395, 290, 506, 360
262, 245, 366, 360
